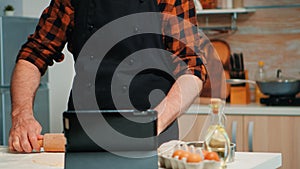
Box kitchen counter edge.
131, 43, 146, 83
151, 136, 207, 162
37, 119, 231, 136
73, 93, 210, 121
185, 103, 300, 116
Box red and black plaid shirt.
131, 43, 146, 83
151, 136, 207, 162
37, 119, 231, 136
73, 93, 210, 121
17, 0, 207, 82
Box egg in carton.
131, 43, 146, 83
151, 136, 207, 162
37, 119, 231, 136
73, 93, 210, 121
158, 140, 184, 168
158, 141, 221, 169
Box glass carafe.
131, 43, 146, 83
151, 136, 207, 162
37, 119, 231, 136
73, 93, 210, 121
204, 98, 231, 168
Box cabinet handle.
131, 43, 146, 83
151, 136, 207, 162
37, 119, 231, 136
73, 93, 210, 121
231, 121, 237, 144
248, 121, 254, 152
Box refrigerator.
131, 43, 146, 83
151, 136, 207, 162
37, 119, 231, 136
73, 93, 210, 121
0, 16, 49, 145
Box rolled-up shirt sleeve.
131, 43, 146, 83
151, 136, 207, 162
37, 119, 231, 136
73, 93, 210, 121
160, 0, 207, 82
17, 0, 74, 75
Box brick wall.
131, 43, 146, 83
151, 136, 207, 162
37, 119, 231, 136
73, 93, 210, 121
197, 0, 300, 81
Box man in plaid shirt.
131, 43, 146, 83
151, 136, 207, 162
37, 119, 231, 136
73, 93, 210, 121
9, 0, 207, 153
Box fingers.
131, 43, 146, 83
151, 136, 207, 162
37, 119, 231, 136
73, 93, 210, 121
28, 132, 41, 152
9, 133, 24, 152
37, 134, 44, 140
9, 132, 41, 153
9, 116, 42, 153
11, 136, 23, 152
8, 136, 13, 151
20, 132, 33, 153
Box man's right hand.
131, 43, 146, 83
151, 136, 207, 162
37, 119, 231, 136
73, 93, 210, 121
9, 112, 43, 153
9, 60, 43, 153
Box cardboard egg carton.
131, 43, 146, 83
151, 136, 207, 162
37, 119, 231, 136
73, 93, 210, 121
158, 141, 220, 169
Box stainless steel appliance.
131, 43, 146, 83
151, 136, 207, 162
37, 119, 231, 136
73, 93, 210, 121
0, 16, 49, 145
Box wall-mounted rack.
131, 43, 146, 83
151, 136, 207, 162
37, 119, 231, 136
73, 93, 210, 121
196, 8, 256, 31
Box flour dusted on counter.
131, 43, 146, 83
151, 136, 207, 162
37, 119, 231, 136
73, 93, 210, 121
31, 153, 64, 167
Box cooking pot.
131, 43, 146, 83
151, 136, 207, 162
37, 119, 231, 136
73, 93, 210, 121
226, 69, 300, 96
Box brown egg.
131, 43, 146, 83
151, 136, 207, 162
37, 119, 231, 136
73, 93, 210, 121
202, 150, 209, 159
187, 153, 202, 163
178, 151, 191, 160
172, 150, 186, 158
205, 152, 220, 161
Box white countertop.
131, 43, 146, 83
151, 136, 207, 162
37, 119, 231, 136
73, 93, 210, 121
186, 103, 300, 116
227, 152, 281, 169
0, 146, 281, 169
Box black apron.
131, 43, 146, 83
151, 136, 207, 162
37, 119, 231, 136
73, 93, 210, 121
68, 0, 179, 145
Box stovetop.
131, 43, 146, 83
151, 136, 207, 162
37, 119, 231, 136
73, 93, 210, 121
260, 96, 300, 106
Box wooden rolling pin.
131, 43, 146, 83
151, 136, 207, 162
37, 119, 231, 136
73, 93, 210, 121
37, 133, 66, 152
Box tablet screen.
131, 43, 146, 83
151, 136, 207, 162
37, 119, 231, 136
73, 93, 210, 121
63, 110, 158, 152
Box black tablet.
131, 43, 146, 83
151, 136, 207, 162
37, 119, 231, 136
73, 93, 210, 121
63, 110, 158, 152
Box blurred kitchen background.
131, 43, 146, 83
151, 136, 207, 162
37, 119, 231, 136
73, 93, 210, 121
197, 0, 300, 80
0, 0, 299, 141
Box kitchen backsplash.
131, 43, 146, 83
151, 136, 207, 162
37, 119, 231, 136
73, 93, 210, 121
197, 0, 300, 81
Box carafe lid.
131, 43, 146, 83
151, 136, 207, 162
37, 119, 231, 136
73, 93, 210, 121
210, 98, 225, 114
